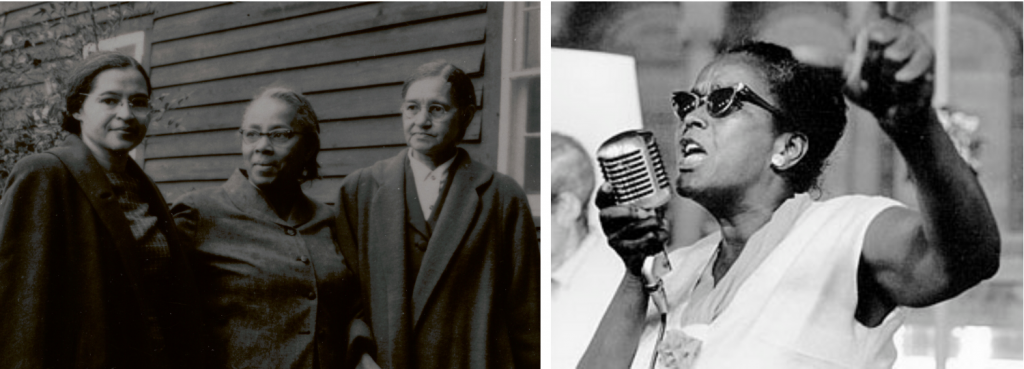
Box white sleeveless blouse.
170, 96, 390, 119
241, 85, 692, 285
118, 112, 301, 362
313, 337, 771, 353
630, 195, 906, 369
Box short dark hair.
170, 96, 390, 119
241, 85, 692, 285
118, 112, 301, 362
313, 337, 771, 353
243, 87, 321, 182
552, 132, 595, 230
401, 61, 477, 136
725, 41, 847, 193
62, 52, 152, 135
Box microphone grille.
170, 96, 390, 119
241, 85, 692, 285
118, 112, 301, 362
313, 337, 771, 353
597, 130, 672, 209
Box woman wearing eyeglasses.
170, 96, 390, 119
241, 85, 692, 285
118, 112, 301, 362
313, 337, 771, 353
170, 87, 376, 369
334, 61, 540, 368
580, 15, 999, 369
0, 52, 204, 368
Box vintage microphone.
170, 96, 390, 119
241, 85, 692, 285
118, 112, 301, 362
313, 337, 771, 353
596, 130, 672, 210
596, 129, 673, 368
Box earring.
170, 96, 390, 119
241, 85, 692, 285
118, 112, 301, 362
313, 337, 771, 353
771, 155, 785, 168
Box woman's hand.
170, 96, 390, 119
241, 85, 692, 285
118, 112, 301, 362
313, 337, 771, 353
595, 183, 670, 276
843, 8, 934, 130
846, 6, 1001, 315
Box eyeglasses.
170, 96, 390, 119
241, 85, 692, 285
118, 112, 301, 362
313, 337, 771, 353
80, 93, 151, 114
671, 83, 785, 120
238, 129, 304, 145
401, 102, 454, 120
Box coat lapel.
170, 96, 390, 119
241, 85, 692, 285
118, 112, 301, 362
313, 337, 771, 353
411, 149, 492, 327
367, 150, 414, 361
48, 135, 148, 309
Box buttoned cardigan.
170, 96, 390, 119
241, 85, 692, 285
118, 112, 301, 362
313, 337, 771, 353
172, 169, 371, 369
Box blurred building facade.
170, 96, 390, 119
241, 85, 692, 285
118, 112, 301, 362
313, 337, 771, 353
553, 2, 1022, 368
0, 2, 541, 219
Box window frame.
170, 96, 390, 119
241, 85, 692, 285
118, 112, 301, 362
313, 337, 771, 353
497, 2, 541, 214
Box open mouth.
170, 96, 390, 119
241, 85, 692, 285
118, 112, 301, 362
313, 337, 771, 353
679, 139, 707, 169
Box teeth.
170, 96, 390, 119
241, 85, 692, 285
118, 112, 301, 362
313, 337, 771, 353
683, 142, 703, 155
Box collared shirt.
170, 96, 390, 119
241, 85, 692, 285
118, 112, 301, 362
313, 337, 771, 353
552, 231, 625, 369
408, 150, 456, 220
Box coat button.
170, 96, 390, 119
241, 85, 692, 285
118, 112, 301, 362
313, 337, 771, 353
285, 228, 297, 236
307, 291, 316, 300
298, 256, 309, 264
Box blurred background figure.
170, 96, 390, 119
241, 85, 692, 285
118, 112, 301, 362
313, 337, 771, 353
554, 2, 1022, 368
551, 49, 646, 368
551, 132, 624, 369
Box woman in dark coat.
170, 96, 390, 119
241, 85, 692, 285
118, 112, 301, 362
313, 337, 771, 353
335, 61, 540, 369
0, 52, 204, 368
171, 87, 376, 369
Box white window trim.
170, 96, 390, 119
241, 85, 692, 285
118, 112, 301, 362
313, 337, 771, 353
498, 2, 541, 213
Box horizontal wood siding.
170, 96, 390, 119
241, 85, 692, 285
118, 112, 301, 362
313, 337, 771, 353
152, 2, 226, 20
144, 2, 495, 203
152, 2, 359, 43
151, 2, 488, 67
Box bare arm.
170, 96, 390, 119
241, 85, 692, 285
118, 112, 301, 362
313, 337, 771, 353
577, 184, 670, 368
577, 273, 650, 369
846, 14, 1000, 312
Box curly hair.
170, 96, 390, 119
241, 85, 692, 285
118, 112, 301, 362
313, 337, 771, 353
243, 87, 321, 182
725, 41, 848, 193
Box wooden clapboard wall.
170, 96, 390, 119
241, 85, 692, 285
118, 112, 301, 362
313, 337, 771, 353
144, 2, 501, 204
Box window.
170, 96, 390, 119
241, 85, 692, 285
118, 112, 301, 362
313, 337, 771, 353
84, 30, 151, 72
498, 2, 541, 215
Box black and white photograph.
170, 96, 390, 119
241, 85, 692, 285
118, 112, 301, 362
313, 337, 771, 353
0, 2, 539, 368
552, 2, 1022, 369
0, 1, 1022, 369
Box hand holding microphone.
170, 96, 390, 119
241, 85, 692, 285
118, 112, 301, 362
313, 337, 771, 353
595, 185, 669, 277
594, 130, 672, 277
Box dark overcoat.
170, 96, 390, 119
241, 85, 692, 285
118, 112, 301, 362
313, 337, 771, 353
335, 149, 540, 369
0, 135, 204, 368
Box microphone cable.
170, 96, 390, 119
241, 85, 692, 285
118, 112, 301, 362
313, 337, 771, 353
643, 256, 671, 369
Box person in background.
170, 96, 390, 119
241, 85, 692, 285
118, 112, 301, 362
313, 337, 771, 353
171, 87, 376, 369
551, 131, 625, 369
580, 13, 1000, 369
335, 61, 540, 368
0, 52, 204, 368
